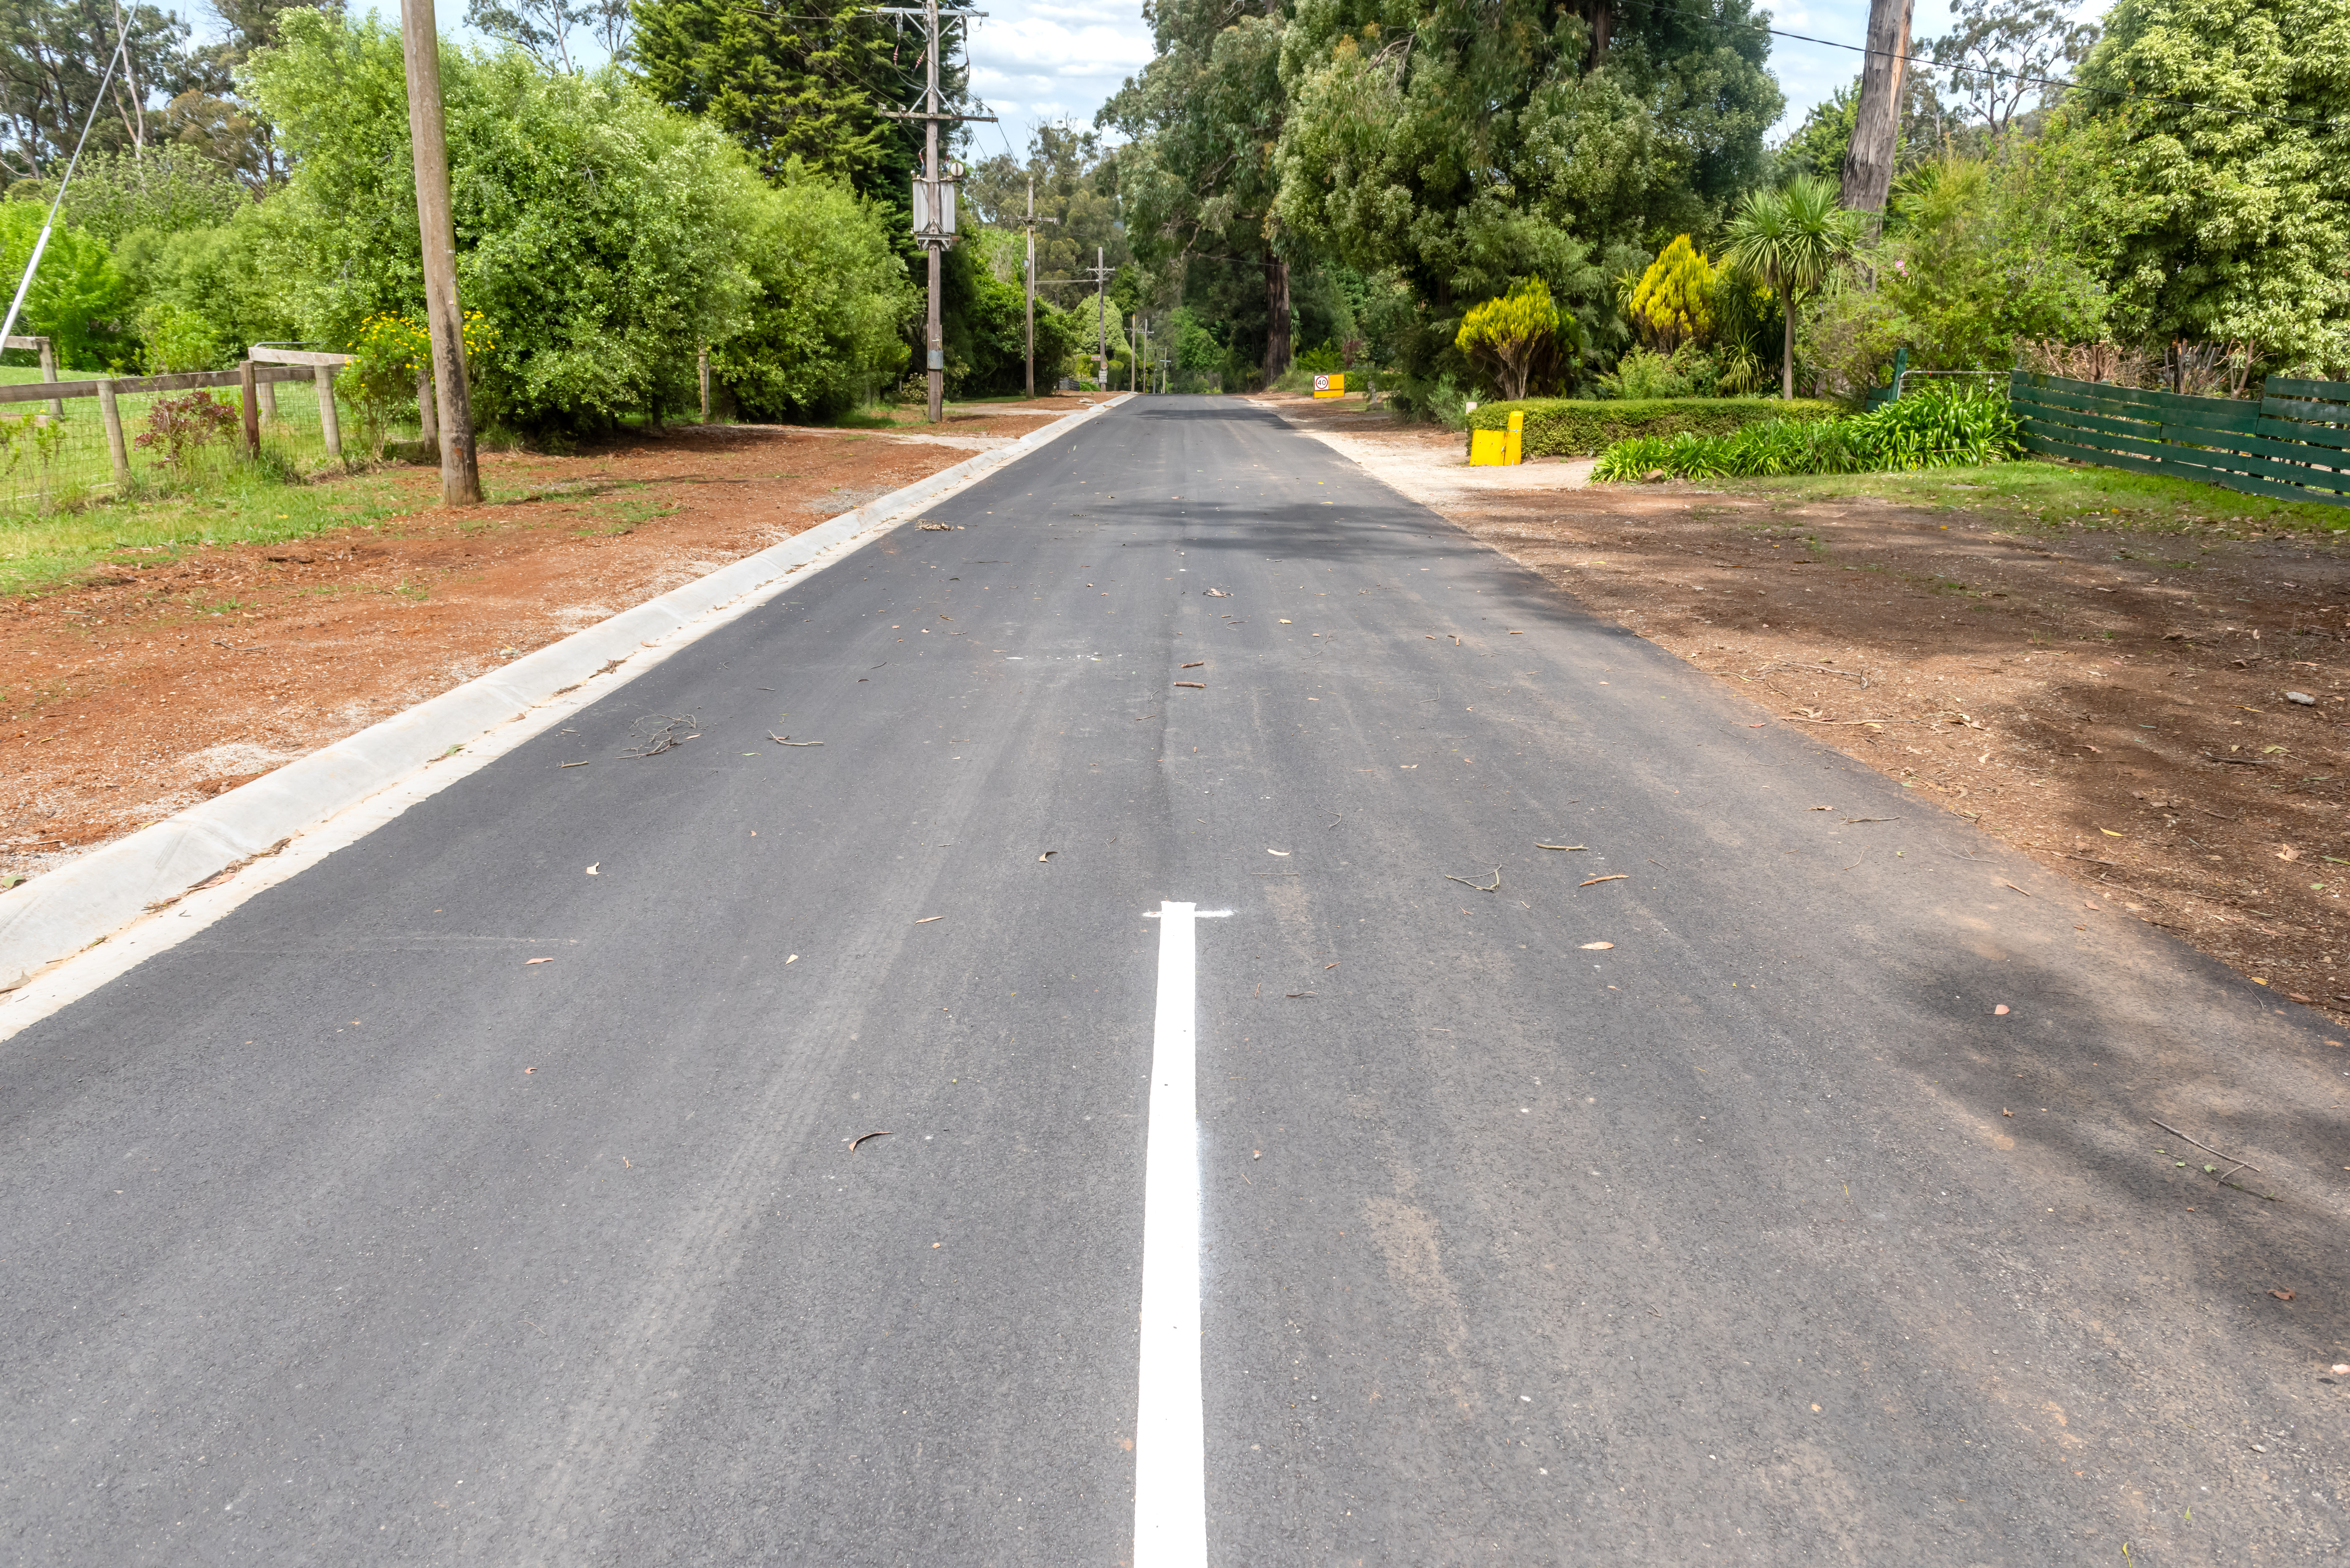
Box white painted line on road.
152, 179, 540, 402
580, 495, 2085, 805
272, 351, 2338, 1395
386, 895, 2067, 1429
1135, 900, 1208, 1568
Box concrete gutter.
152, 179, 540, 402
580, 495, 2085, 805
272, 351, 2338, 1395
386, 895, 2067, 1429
0, 396, 1128, 992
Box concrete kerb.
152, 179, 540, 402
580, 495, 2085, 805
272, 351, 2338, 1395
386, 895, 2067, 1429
0, 395, 1131, 993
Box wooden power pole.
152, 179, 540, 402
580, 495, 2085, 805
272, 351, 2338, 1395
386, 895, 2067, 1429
881, 0, 993, 424
1082, 248, 1112, 389
1026, 178, 1035, 397
1841, 0, 1913, 224
399, 0, 479, 505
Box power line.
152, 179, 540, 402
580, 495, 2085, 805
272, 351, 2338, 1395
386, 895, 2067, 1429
1609, 0, 2339, 131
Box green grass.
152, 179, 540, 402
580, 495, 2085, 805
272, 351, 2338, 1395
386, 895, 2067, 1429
1726, 459, 2350, 539
0, 459, 423, 597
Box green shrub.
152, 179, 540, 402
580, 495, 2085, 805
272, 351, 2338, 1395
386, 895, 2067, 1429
1468, 395, 1841, 456
1599, 347, 1700, 399
0, 204, 132, 371
1592, 385, 2020, 480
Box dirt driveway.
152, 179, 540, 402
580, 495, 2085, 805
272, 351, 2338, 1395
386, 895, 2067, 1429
0, 406, 1078, 889
1262, 392, 2350, 1033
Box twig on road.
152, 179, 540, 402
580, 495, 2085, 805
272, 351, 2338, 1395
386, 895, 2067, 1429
1446, 867, 1502, 893
2150, 1118, 2263, 1181
621, 714, 699, 757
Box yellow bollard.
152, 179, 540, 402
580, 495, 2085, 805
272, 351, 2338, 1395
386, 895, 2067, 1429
1469, 428, 1509, 465
1505, 410, 1523, 464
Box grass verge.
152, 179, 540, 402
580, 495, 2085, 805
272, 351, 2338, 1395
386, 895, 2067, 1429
1723, 459, 2350, 539
0, 457, 422, 597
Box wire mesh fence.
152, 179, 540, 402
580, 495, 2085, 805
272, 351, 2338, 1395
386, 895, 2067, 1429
0, 368, 375, 517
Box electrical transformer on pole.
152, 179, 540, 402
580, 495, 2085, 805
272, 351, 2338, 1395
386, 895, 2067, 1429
881, 0, 994, 425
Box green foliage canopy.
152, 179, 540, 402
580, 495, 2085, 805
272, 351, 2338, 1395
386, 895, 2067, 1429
631, 0, 919, 209
0, 201, 128, 367
246, 12, 759, 430
715, 165, 912, 419
2069, 0, 2350, 369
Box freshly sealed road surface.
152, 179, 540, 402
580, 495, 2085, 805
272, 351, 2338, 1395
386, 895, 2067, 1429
7, 398, 2347, 1565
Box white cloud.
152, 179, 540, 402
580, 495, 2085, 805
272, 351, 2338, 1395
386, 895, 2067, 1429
967, 0, 1154, 141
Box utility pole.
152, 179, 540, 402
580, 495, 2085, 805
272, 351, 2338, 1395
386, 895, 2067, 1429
399, 0, 480, 505
880, 0, 995, 424
1025, 177, 1035, 397
1014, 181, 1061, 396
1081, 247, 1112, 389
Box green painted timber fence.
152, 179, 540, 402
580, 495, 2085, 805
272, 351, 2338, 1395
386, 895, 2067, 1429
2011, 369, 2350, 508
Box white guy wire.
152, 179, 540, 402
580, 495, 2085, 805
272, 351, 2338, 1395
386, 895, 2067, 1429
1, 34, 129, 350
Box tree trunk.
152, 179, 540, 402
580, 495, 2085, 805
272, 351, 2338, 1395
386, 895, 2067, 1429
1263, 256, 1291, 385
1579, 0, 1612, 70
1840, 0, 1912, 222
1781, 287, 1796, 401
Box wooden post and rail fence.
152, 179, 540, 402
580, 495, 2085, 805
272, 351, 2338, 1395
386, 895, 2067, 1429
0, 343, 352, 487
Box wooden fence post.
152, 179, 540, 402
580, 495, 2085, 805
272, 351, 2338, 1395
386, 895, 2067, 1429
37, 337, 59, 418
257, 373, 277, 422
96, 378, 129, 486
315, 364, 342, 459
239, 359, 260, 457
699, 346, 710, 422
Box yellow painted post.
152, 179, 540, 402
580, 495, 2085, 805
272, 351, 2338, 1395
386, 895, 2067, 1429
1505, 410, 1524, 465
1469, 429, 1509, 465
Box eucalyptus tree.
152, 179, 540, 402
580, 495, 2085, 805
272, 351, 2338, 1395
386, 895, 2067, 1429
0, 0, 192, 180
1099, 0, 1294, 380
1271, 0, 1779, 382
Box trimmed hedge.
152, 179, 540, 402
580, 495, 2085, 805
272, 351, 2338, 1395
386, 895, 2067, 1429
1467, 396, 1843, 456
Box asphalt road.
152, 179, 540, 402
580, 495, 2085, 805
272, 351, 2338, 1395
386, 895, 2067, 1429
6, 397, 2347, 1565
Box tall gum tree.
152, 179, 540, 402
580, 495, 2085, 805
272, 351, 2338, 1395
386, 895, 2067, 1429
1270, 0, 1778, 382
1100, 0, 1294, 383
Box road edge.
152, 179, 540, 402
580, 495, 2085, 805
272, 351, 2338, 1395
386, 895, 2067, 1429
0, 395, 1130, 995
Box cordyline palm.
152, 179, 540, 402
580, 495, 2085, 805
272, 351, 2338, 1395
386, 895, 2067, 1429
1722, 175, 1864, 400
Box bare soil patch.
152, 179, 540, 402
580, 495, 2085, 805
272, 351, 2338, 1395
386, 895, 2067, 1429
0, 423, 993, 886
1437, 476, 2350, 1030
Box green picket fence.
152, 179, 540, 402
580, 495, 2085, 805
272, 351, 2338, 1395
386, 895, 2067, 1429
2012, 370, 2350, 508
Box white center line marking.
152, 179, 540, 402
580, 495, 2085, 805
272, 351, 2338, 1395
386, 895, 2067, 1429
1135, 899, 1207, 1568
